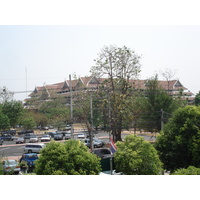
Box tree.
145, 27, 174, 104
114, 135, 163, 175
155, 106, 200, 172
38, 97, 70, 129
141, 74, 180, 132
160, 67, 176, 91
0, 87, 14, 103
194, 91, 200, 106
0, 111, 10, 130
21, 110, 48, 129
2, 100, 24, 128
90, 45, 141, 141
34, 140, 101, 175
171, 166, 200, 175
20, 117, 36, 130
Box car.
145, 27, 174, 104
29, 135, 39, 143
92, 148, 112, 158
19, 153, 39, 173
93, 138, 105, 147
54, 133, 63, 140
48, 132, 57, 138
77, 133, 85, 139
0, 134, 14, 141
18, 130, 34, 135
0, 159, 20, 174
84, 138, 103, 148
1, 130, 16, 135
0, 139, 3, 145
24, 143, 46, 153
65, 133, 71, 140
42, 126, 49, 130
16, 137, 25, 144
41, 134, 51, 142
24, 133, 35, 139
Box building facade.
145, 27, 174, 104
25, 76, 194, 108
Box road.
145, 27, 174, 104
0, 130, 156, 159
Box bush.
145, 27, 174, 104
34, 140, 101, 175
172, 166, 200, 175
114, 135, 163, 175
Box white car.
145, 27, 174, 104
1, 160, 20, 174
29, 135, 39, 143
41, 135, 51, 142
77, 133, 85, 139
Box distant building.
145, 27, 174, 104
25, 76, 194, 109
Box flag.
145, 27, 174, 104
110, 137, 117, 154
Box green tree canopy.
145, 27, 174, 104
194, 91, 200, 106
20, 117, 36, 130
172, 166, 200, 175
141, 74, 180, 132
34, 140, 101, 175
114, 135, 163, 175
155, 105, 200, 172
0, 111, 10, 130
2, 100, 24, 128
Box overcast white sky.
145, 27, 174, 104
1, 0, 200, 103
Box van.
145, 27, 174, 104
24, 143, 46, 153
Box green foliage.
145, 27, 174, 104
155, 106, 200, 172
2, 100, 24, 127
34, 140, 101, 175
194, 91, 200, 106
114, 135, 163, 175
39, 98, 70, 129
172, 166, 200, 175
90, 45, 141, 141
141, 74, 180, 132
20, 117, 36, 130
0, 111, 10, 130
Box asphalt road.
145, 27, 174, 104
0, 131, 156, 158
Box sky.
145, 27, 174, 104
1, 25, 200, 100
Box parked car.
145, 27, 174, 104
0, 159, 20, 174
54, 133, 63, 140
24, 143, 46, 153
92, 148, 112, 158
84, 138, 103, 148
16, 137, 25, 144
41, 134, 51, 142
24, 133, 35, 139
42, 126, 49, 130
29, 135, 39, 143
0, 134, 14, 141
18, 130, 34, 135
93, 138, 105, 147
65, 133, 71, 140
1, 130, 16, 135
77, 133, 85, 139
48, 132, 57, 138
0, 139, 3, 145
19, 153, 39, 172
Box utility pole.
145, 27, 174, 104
69, 75, 74, 139
90, 92, 93, 151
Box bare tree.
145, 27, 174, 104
160, 68, 177, 91
0, 87, 14, 103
